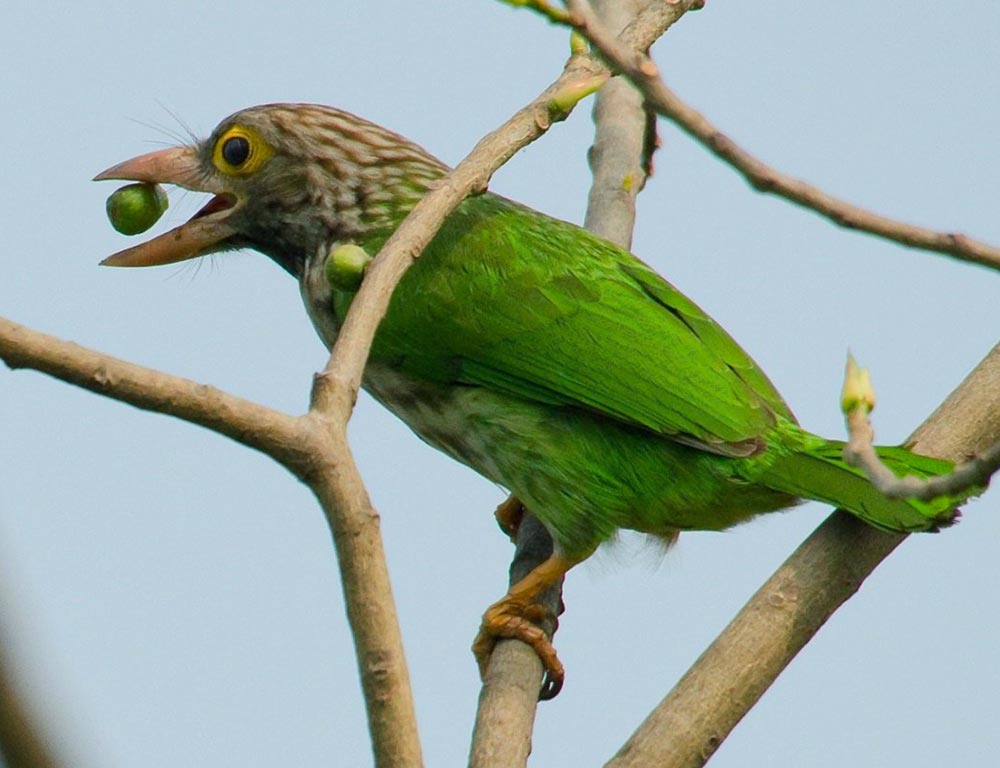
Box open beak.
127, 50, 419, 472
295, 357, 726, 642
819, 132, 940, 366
95, 146, 239, 267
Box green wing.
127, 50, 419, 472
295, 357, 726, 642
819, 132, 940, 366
370, 194, 794, 457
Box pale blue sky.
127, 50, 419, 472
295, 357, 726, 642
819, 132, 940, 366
1, 2, 998, 766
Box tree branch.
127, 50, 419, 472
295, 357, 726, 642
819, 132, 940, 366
583, 0, 653, 249
0, 319, 303, 461
605, 342, 1000, 768
469, 513, 558, 768
564, 0, 1000, 273
469, 1, 700, 763
0, 318, 423, 768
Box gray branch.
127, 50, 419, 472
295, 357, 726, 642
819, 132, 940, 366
605, 343, 1000, 767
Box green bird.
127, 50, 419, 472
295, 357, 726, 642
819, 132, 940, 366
96, 103, 965, 697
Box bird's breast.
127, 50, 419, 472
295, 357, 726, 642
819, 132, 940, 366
300, 244, 344, 347
363, 362, 507, 483
298, 249, 504, 481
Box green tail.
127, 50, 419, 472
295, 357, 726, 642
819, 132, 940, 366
759, 440, 963, 532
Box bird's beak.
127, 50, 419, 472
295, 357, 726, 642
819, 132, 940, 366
95, 146, 240, 267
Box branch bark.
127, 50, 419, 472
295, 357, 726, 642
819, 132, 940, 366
583, 0, 653, 248
605, 342, 1000, 768
469, 513, 558, 768
565, 0, 1000, 273
0, 319, 423, 768
0, 320, 302, 458
469, 2, 696, 764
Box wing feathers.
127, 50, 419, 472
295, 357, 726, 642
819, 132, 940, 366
371, 194, 794, 455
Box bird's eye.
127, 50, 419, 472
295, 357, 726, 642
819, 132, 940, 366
212, 125, 273, 176
222, 136, 250, 167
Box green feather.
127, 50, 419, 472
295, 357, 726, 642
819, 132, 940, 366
371, 195, 786, 455
345, 193, 968, 554
756, 440, 962, 532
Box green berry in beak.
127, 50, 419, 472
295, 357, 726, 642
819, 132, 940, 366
106, 183, 169, 236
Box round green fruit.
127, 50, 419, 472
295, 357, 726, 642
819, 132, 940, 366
106, 183, 169, 236
325, 244, 373, 292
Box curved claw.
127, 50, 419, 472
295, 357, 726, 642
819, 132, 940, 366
473, 553, 578, 700
472, 597, 564, 700
539, 668, 563, 701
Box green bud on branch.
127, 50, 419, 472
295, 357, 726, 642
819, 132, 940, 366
547, 73, 610, 119
841, 353, 876, 415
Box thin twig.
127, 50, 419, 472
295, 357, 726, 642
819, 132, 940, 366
564, 0, 1000, 273
605, 344, 1000, 767
842, 355, 999, 500
498, 0, 574, 25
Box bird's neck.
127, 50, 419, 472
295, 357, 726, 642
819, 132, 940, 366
265, 166, 447, 279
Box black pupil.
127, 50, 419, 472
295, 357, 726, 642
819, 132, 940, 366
222, 136, 251, 166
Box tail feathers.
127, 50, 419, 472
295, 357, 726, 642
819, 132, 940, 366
759, 441, 963, 533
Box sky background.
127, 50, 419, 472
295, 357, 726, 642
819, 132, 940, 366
1, 2, 998, 766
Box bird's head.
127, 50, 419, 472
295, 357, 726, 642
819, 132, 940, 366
96, 103, 448, 277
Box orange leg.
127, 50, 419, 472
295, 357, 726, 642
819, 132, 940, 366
472, 554, 579, 700
494, 495, 526, 542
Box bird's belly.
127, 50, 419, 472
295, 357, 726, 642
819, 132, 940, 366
363, 363, 510, 484
362, 364, 796, 557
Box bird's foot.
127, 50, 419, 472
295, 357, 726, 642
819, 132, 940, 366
472, 594, 564, 700
472, 553, 578, 700
494, 495, 526, 542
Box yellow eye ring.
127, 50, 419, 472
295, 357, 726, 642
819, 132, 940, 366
212, 125, 273, 176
